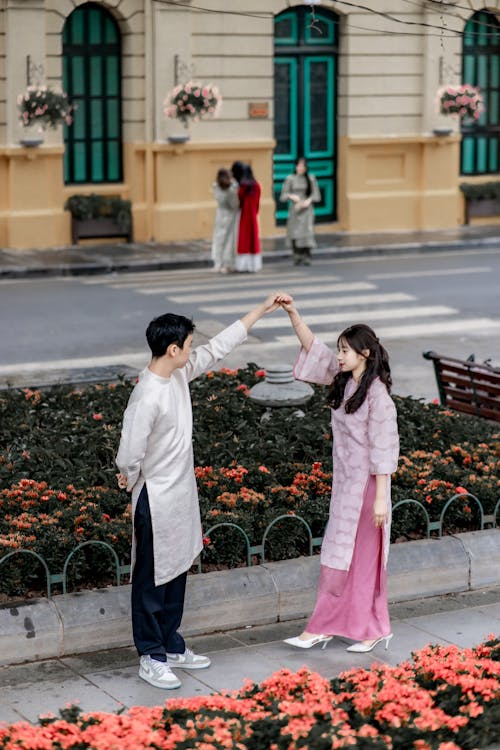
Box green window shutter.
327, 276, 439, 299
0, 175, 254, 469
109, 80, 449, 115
461, 11, 500, 175
63, 2, 123, 185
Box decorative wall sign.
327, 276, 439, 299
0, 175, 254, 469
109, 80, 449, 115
248, 101, 269, 119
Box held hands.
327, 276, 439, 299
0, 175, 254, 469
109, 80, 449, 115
260, 292, 281, 315
293, 197, 312, 213
274, 293, 296, 315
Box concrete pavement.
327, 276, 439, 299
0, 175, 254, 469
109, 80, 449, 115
1, 224, 500, 279
0, 587, 499, 725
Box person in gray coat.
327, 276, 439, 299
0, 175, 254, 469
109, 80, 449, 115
211, 167, 239, 273
280, 157, 321, 266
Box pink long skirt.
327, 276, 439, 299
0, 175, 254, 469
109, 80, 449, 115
307, 476, 391, 641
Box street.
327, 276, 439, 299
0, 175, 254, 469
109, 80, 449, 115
0, 246, 499, 400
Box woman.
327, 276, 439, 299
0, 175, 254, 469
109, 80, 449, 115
231, 161, 262, 273
276, 293, 399, 653
280, 157, 321, 266
211, 167, 239, 273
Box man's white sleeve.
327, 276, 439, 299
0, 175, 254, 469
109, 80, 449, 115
116, 397, 156, 491
185, 320, 248, 382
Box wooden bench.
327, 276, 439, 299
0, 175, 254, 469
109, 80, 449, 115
423, 351, 500, 422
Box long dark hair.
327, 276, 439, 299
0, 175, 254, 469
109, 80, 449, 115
327, 324, 392, 413
240, 164, 258, 196
296, 157, 312, 198
231, 161, 245, 183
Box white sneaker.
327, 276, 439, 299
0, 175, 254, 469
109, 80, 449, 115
167, 647, 211, 670
139, 655, 182, 689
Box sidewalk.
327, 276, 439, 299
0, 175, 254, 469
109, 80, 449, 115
1, 224, 500, 278
0, 587, 499, 727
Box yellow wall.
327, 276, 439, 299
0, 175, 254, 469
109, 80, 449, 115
0, 139, 275, 249
338, 135, 462, 232
0, 146, 69, 249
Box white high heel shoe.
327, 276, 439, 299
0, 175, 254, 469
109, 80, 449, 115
284, 634, 332, 650
346, 633, 393, 653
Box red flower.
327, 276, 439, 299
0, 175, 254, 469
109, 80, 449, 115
92, 413, 103, 421
203, 536, 211, 546
455, 486, 468, 494
255, 369, 266, 378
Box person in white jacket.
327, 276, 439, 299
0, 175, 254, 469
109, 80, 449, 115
116, 294, 279, 689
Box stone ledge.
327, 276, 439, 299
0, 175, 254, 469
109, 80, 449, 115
0, 529, 498, 667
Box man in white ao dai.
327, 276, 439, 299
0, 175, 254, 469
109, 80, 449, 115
116, 294, 279, 689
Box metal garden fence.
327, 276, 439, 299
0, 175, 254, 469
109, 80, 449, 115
1, 491, 498, 598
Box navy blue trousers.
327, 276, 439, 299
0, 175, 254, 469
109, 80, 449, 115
131, 484, 186, 661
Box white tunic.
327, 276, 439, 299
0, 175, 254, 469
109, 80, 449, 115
116, 320, 247, 586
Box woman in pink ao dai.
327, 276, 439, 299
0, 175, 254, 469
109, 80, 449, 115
276, 293, 399, 653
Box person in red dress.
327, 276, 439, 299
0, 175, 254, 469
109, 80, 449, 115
231, 162, 262, 273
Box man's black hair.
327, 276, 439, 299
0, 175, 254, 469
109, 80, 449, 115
145, 313, 195, 358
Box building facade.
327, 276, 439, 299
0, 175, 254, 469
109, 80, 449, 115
0, 0, 498, 249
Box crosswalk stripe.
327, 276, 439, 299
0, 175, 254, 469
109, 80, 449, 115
89, 271, 318, 290
165, 282, 378, 304
367, 266, 491, 280
268, 318, 500, 345
254, 305, 457, 330
131, 275, 345, 295
202, 292, 417, 314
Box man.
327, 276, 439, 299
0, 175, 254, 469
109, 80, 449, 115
116, 294, 278, 688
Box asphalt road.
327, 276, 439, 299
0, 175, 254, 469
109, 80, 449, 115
0, 246, 499, 400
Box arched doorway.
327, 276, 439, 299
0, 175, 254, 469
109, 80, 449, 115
62, 2, 123, 184
274, 6, 338, 224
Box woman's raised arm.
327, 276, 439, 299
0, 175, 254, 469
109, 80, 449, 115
275, 294, 314, 352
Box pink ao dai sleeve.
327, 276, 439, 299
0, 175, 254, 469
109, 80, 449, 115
367, 379, 399, 475
293, 336, 339, 385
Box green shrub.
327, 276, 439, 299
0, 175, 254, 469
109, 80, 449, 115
0, 368, 497, 596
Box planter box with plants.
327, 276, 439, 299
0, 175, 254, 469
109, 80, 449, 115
0, 367, 498, 599
460, 181, 500, 224
64, 194, 133, 243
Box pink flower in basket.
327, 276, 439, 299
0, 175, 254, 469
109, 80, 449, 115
437, 84, 484, 121
164, 80, 222, 126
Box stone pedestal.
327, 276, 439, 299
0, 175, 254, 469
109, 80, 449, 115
248, 364, 314, 408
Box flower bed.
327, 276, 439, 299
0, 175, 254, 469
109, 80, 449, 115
1, 637, 499, 749
0, 368, 498, 596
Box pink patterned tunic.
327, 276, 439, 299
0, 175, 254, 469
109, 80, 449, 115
294, 337, 399, 639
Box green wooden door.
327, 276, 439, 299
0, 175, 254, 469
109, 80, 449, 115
274, 7, 338, 223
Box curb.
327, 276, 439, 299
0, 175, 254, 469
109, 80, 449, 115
0, 235, 499, 279
0, 529, 499, 666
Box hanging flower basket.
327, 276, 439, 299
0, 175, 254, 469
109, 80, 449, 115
164, 81, 222, 127
437, 84, 484, 121
17, 85, 74, 130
